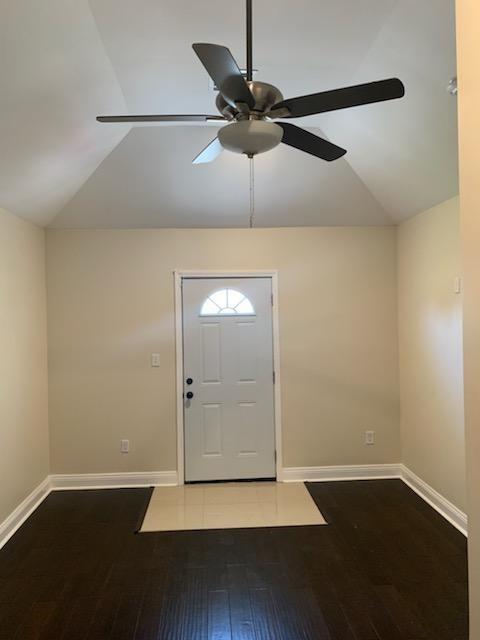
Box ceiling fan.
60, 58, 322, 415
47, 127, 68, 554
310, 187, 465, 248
97, 0, 405, 165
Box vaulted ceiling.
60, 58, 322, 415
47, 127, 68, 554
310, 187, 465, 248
0, 0, 458, 228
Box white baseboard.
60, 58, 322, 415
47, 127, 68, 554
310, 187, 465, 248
49, 470, 178, 490
400, 464, 468, 536
0, 471, 177, 549
0, 465, 467, 549
0, 477, 50, 550
281, 463, 402, 482
281, 463, 467, 537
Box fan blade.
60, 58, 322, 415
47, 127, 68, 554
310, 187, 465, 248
96, 114, 226, 123
278, 123, 346, 161
192, 137, 224, 164
272, 78, 405, 118
192, 43, 255, 109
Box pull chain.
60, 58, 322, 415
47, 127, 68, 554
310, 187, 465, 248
249, 154, 255, 228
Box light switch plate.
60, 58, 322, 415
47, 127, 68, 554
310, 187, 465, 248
151, 353, 161, 367
453, 276, 462, 294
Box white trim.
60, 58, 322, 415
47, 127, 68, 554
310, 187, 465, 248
49, 471, 178, 490
173, 269, 283, 484
282, 464, 403, 483
271, 273, 283, 481
46, 467, 469, 537
174, 270, 185, 485
282, 463, 467, 537
0, 477, 50, 550
400, 464, 468, 536
0, 466, 467, 549
175, 270, 281, 278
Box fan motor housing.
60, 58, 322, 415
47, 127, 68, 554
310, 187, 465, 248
216, 81, 284, 119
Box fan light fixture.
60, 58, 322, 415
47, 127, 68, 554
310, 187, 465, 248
96, 0, 405, 166
218, 120, 283, 156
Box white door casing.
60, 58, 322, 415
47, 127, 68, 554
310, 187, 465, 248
182, 277, 276, 482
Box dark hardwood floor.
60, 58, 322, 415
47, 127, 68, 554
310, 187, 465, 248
0, 480, 468, 639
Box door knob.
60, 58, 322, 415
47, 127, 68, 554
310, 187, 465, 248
186, 391, 194, 399
186, 377, 193, 385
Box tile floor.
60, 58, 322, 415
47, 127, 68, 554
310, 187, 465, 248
140, 481, 327, 532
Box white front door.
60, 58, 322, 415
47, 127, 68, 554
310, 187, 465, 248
182, 277, 276, 482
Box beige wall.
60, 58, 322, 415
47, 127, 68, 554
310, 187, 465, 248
456, 1, 480, 636
398, 197, 465, 511
46, 227, 400, 474
0, 208, 49, 524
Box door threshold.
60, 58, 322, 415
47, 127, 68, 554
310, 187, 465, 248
186, 477, 276, 485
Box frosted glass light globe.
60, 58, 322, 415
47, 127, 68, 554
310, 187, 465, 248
218, 120, 283, 156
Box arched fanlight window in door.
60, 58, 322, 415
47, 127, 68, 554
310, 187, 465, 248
200, 288, 255, 316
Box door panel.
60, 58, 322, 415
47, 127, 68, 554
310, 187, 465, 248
236, 402, 258, 456
201, 323, 221, 383
235, 321, 257, 382
183, 277, 276, 482
202, 404, 223, 456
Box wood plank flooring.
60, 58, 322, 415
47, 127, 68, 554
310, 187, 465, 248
0, 480, 468, 639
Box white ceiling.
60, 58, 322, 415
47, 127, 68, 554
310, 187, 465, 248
0, 0, 458, 228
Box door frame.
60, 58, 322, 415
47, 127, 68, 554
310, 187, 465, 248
173, 269, 283, 485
